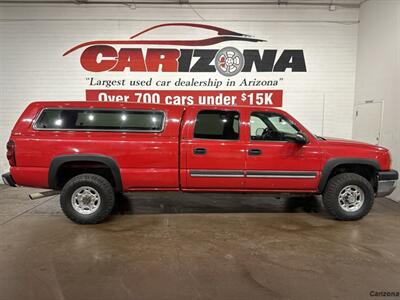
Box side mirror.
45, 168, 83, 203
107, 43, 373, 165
284, 132, 308, 144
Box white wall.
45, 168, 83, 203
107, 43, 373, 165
0, 4, 359, 174
354, 0, 400, 201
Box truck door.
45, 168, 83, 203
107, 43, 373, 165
244, 108, 322, 191
181, 107, 246, 190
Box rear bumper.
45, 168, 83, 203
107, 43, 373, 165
377, 170, 398, 197
2, 172, 17, 187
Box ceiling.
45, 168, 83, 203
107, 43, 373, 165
0, 0, 367, 7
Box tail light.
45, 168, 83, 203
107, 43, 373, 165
6, 140, 16, 167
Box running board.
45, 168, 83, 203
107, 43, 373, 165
29, 190, 60, 200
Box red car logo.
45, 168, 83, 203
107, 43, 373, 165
63, 23, 266, 56
63, 23, 304, 75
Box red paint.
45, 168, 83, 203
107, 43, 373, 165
110, 48, 147, 72
145, 49, 180, 72
63, 23, 264, 56
80, 46, 118, 72
128, 23, 250, 40
5, 101, 392, 193
81, 47, 179, 72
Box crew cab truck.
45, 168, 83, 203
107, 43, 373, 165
2, 101, 398, 224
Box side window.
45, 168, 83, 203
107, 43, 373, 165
268, 115, 298, 135
34, 109, 164, 131
194, 110, 240, 140
250, 115, 269, 137
250, 111, 299, 141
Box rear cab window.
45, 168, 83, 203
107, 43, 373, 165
194, 110, 240, 140
33, 109, 165, 132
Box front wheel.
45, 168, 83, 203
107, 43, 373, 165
322, 173, 374, 221
60, 173, 115, 224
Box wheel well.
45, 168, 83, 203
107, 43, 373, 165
326, 164, 378, 191
55, 161, 116, 190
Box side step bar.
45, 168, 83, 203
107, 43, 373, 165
29, 190, 60, 200
2, 172, 59, 200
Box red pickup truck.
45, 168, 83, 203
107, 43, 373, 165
2, 101, 398, 224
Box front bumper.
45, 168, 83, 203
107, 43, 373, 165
377, 170, 398, 197
2, 172, 17, 187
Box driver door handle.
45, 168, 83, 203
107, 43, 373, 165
193, 148, 207, 155
248, 149, 262, 156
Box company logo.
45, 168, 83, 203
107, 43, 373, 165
64, 23, 307, 76
215, 47, 244, 76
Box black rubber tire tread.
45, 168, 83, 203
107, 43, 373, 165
322, 173, 374, 221
60, 173, 115, 224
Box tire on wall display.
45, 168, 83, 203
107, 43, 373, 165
215, 47, 245, 76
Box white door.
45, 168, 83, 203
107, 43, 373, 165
353, 101, 383, 145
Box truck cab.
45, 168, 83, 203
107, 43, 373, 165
2, 101, 398, 224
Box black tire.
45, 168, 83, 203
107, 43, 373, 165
60, 173, 115, 224
322, 173, 374, 221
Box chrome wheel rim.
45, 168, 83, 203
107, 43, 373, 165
338, 185, 364, 212
71, 186, 101, 215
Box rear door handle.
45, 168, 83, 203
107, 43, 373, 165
248, 149, 262, 156
193, 148, 207, 155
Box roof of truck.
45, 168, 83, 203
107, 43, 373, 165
27, 101, 285, 113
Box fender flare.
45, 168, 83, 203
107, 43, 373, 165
48, 154, 122, 193
318, 158, 380, 193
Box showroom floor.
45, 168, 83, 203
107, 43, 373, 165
0, 185, 399, 300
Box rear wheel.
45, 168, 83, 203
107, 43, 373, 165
322, 173, 374, 221
60, 173, 115, 224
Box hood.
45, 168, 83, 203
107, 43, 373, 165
318, 136, 391, 170
319, 136, 389, 153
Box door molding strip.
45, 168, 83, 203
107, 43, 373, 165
189, 170, 245, 178
246, 171, 317, 179
189, 170, 317, 179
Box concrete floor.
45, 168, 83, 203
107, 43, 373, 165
0, 185, 400, 300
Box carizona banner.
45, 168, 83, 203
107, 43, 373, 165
86, 90, 283, 106
63, 23, 307, 107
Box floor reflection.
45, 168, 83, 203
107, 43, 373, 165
114, 192, 323, 215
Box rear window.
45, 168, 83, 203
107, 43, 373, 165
194, 110, 240, 140
34, 109, 165, 132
